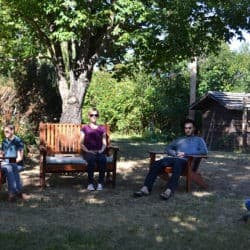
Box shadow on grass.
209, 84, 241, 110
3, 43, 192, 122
0, 139, 250, 250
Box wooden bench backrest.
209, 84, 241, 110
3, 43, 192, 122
39, 123, 110, 154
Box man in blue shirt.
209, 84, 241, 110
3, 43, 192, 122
134, 119, 208, 200
0, 124, 26, 201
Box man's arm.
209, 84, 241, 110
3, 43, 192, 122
187, 137, 208, 156
15, 137, 25, 163
164, 139, 178, 156
16, 149, 24, 164
196, 137, 208, 155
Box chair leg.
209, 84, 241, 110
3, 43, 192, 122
112, 168, 116, 188
191, 172, 208, 188
186, 175, 191, 192
40, 173, 46, 188
186, 158, 192, 192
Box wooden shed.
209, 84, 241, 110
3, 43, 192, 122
190, 91, 250, 151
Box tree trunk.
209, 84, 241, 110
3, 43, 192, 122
58, 70, 90, 124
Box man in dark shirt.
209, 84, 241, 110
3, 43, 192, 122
134, 119, 208, 200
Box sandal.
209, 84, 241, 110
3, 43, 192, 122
160, 190, 172, 200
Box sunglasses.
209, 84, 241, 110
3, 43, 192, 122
184, 127, 193, 130
89, 114, 99, 117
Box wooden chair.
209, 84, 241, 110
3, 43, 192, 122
0, 157, 16, 191
149, 151, 208, 192
39, 123, 119, 188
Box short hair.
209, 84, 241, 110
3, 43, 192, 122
183, 118, 196, 128
4, 124, 15, 131
88, 107, 99, 115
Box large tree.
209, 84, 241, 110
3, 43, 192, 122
0, 0, 249, 123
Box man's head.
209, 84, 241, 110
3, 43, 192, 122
3, 124, 15, 139
183, 119, 196, 136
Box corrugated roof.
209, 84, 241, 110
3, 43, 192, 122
190, 91, 250, 110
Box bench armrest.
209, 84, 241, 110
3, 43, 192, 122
106, 146, 119, 157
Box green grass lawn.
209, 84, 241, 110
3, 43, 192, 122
0, 137, 249, 250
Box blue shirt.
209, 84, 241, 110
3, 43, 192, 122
165, 135, 208, 160
1, 135, 24, 165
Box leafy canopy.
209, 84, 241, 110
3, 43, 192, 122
1, 0, 249, 72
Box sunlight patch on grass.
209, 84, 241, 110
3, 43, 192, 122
18, 226, 29, 233
169, 216, 198, 231
155, 235, 163, 242
84, 197, 105, 204
179, 221, 197, 231
192, 191, 213, 197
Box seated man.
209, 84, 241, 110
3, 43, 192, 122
134, 119, 208, 201
0, 124, 27, 201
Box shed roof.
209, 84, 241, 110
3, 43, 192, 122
190, 91, 250, 110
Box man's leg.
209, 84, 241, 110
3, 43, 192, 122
165, 158, 187, 193
134, 157, 173, 197
144, 157, 174, 192
12, 164, 23, 194
1, 164, 17, 197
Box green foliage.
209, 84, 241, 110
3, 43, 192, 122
1, 0, 250, 123
84, 64, 190, 136
12, 59, 62, 124
198, 43, 250, 95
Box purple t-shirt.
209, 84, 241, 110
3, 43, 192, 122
81, 125, 106, 151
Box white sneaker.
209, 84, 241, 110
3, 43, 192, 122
87, 184, 95, 191
141, 186, 149, 195
96, 183, 103, 191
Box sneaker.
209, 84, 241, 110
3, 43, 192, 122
159, 188, 172, 201
87, 183, 95, 191
133, 186, 149, 197
96, 183, 103, 191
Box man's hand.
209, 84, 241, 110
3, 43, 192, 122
177, 152, 185, 158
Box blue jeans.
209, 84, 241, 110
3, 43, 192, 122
83, 153, 107, 184
1, 163, 23, 194
144, 157, 187, 193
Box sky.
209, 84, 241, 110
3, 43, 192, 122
228, 31, 250, 51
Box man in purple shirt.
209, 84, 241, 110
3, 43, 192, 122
134, 119, 208, 201
80, 108, 107, 191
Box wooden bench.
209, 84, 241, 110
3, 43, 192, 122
39, 123, 119, 188
0, 157, 16, 191
149, 151, 208, 192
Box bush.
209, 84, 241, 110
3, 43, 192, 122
83, 64, 190, 136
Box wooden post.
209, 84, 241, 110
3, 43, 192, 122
242, 95, 249, 152
189, 57, 197, 120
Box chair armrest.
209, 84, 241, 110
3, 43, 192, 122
106, 146, 120, 162
186, 154, 208, 159
148, 151, 165, 155
0, 157, 16, 163
39, 144, 47, 153
149, 151, 166, 168
107, 146, 119, 152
